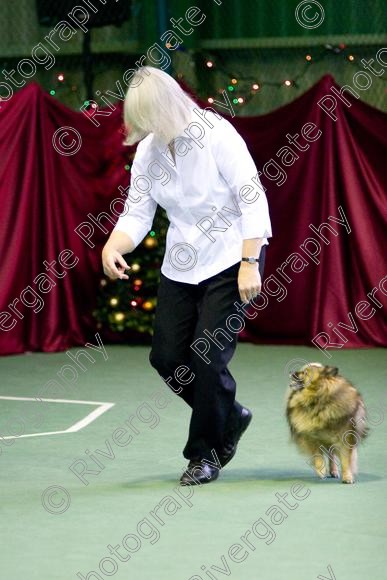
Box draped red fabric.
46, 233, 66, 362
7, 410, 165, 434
0, 82, 129, 355
233, 76, 387, 349
0, 76, 386, 355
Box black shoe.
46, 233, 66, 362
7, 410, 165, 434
180, 461, 220, 486
218, 407, 253, 468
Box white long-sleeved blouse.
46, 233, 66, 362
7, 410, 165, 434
114, 109, 272, 284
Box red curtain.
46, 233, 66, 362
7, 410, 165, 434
0, 76, 386, 355
0, 82, 129, 355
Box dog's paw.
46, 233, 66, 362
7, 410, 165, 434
329, 471, 339, 479
342, 476, 355, 484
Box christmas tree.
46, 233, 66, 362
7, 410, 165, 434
93, 206, 168, 339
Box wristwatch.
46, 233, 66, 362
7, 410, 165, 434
241, 257, 259, 263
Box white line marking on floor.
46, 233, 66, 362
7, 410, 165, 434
0, 396, 115, 440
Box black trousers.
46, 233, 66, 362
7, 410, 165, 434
149, 246, 266, 461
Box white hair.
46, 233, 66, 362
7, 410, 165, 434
123, 66, 197, 146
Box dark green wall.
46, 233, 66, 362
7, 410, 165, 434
140, 0, 386, 49
199, 0, 385, 39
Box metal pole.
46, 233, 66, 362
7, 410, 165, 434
82, 30, 94, 101
156, 0, 171, 74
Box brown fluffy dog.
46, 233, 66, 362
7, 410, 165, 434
286, 363, 368, 483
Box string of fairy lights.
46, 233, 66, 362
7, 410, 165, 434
48, 72, 96, 108
46, 42, 386, 110
200, 44, 363, 106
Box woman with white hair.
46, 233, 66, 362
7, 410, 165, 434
102, 66, 272, 485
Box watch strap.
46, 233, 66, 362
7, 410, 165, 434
241, 257, 259, 263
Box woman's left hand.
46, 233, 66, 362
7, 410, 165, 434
238, 263, 262, 304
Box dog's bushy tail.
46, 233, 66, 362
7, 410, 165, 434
352, 398, 370, 441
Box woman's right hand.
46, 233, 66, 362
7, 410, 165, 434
102, 247, 130, 280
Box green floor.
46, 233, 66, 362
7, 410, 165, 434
0, 344, 386, 580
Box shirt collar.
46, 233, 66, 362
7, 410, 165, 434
148, 108, 200, 150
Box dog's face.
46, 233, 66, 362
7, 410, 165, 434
289, 363, 338, 390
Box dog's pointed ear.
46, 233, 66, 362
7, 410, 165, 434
324, 366, 338, 377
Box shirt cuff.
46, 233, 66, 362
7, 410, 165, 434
241, 222, 272, 240
113, 217, 149, 250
